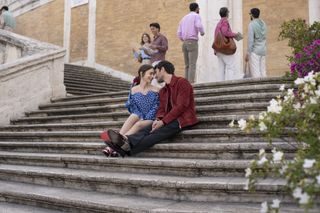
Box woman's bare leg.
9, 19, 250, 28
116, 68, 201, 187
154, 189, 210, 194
124, 120, 153, 136
119, 114, 140, 135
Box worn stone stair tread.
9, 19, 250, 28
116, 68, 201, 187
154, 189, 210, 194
0, 202, 63, 213
2, 180, 308, 213
0, 141, 296, 151
51, 90, 129, 102
25, 102, 267, 117
0, 164, 286, 192
0, 152, 252, 168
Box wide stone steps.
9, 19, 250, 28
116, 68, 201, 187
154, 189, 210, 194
64, 80, 129, 91
64, 74, 130, 87
0, 129, 289, 143
0, 164, 290, 204
0, 142, 295, 160
66, 85, 126, 95
4, 115, 255, 131
1, 180, 308, 213
22, 102, 267, 119
0, 202, 62, 213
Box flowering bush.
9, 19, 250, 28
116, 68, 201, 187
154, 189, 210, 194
231, 71, 320, 212
290, 39, 320, 78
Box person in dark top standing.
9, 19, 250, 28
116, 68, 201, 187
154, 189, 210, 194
148, 23, 168, 63
102, 60, 198, 157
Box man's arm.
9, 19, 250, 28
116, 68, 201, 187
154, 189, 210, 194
177, 20, 184, 41
195, 15, 205, 36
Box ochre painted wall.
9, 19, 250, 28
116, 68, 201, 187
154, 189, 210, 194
96, 0, 192, 77
15, 0, 64, 47
70, 4, 88, 62
242, 0, 309, 76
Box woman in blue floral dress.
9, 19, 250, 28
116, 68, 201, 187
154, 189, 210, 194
101, 64, 160, 156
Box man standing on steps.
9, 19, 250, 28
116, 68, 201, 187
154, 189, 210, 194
148, 23, 168, 64
0, 6, 15, 32
245, 8, 267, 78
177, 2, 205, 83
103, 60, 198, 157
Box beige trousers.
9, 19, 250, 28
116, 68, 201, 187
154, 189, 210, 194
182, 40, 198, 83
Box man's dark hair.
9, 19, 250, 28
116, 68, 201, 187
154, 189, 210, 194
149, 23, 160, 31
189, 3, 199, 12
156, 60, 175, 74
1, 6, 9, 11
250, 8, 260, 18
219, 7, 229, 18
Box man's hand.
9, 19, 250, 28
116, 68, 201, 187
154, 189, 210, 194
151, 120, 164, 133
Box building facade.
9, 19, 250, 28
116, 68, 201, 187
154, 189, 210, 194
1, 0, 319, 82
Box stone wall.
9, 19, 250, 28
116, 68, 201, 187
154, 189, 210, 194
14, 0, 64, 47
70, 4, 88, 62
242, 0, 309, 76
96, 0, 191, 77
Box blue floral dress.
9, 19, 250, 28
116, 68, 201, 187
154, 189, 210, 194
125, 91, 159, 120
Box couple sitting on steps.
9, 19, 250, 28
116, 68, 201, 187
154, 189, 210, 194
100, 60, 198, 157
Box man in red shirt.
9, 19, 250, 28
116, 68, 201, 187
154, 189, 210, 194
104, 60, 198, 156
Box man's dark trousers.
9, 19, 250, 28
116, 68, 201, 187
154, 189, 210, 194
127, 120, 181, 155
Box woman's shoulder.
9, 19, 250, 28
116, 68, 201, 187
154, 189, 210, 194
131, 85, 140, 93
149, 85, 160, 93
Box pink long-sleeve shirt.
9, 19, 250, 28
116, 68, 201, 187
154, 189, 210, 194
214, 18, 236, 38
177, 12, 204, 41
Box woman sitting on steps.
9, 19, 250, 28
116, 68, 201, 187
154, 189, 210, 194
100, 64, 160, 157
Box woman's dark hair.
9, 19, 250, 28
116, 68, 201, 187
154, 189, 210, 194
155, 60, 175, 74
149, 23, 160, 31
138, 64, 154, 77
189, 3, 199, 12
219, 7, 229, 18
140, 33, 151, 45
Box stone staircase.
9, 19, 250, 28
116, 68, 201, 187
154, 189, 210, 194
64, 64, 131, 95
0, 76, 317, 212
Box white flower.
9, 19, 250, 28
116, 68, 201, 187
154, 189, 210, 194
315, 89, 320, 97
259, 112, 267, 120
293, 102, 301, 110
294, 78, 304, 85
299, 192, 310, 205
244, 179, 250, 190
260, 201, 268, 213
279, 164, 288, 175
245, 168, 252, 178
259, 122, 267, 131
258, 156, 268, 165
303, 84, 310, 93
273, 151, 284, 163
271, 199, 281, 209
229, 120, 235, 128
238, 119, 247, 130
293, 187, 302, 199
316, 175, 320, 185
267, 99, 282, 114
259, 149, 265, 156
310, 97, 317, 104
279, 84, 285, 91
303, 159, 316, 169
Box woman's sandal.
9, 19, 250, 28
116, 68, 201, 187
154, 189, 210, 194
102, 147, 120, 157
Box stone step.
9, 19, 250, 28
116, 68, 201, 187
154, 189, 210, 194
37, 92, 276, 111
23, 102, 267, 118
2, 180, 309, 213
64, 73, 128, 84
0, 129, 289, 142
51, 90, 129, 102
0, 164, 290, 203
0, 142, 296, 160
192, 77, 291, 90
65, 90, 96, 96
65, 85, 126, 94
64, 79, 130, 90
0, 202, 63, 213
64, 76, 130, 86
0, 152, 252, 177
41, 87, 281, 110
4, 115, 255, 131
12, 108, 264, 125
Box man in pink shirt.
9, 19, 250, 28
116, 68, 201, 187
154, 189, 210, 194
177, 3, 205, 83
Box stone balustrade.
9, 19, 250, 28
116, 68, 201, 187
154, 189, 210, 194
0, 29, 65, 125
